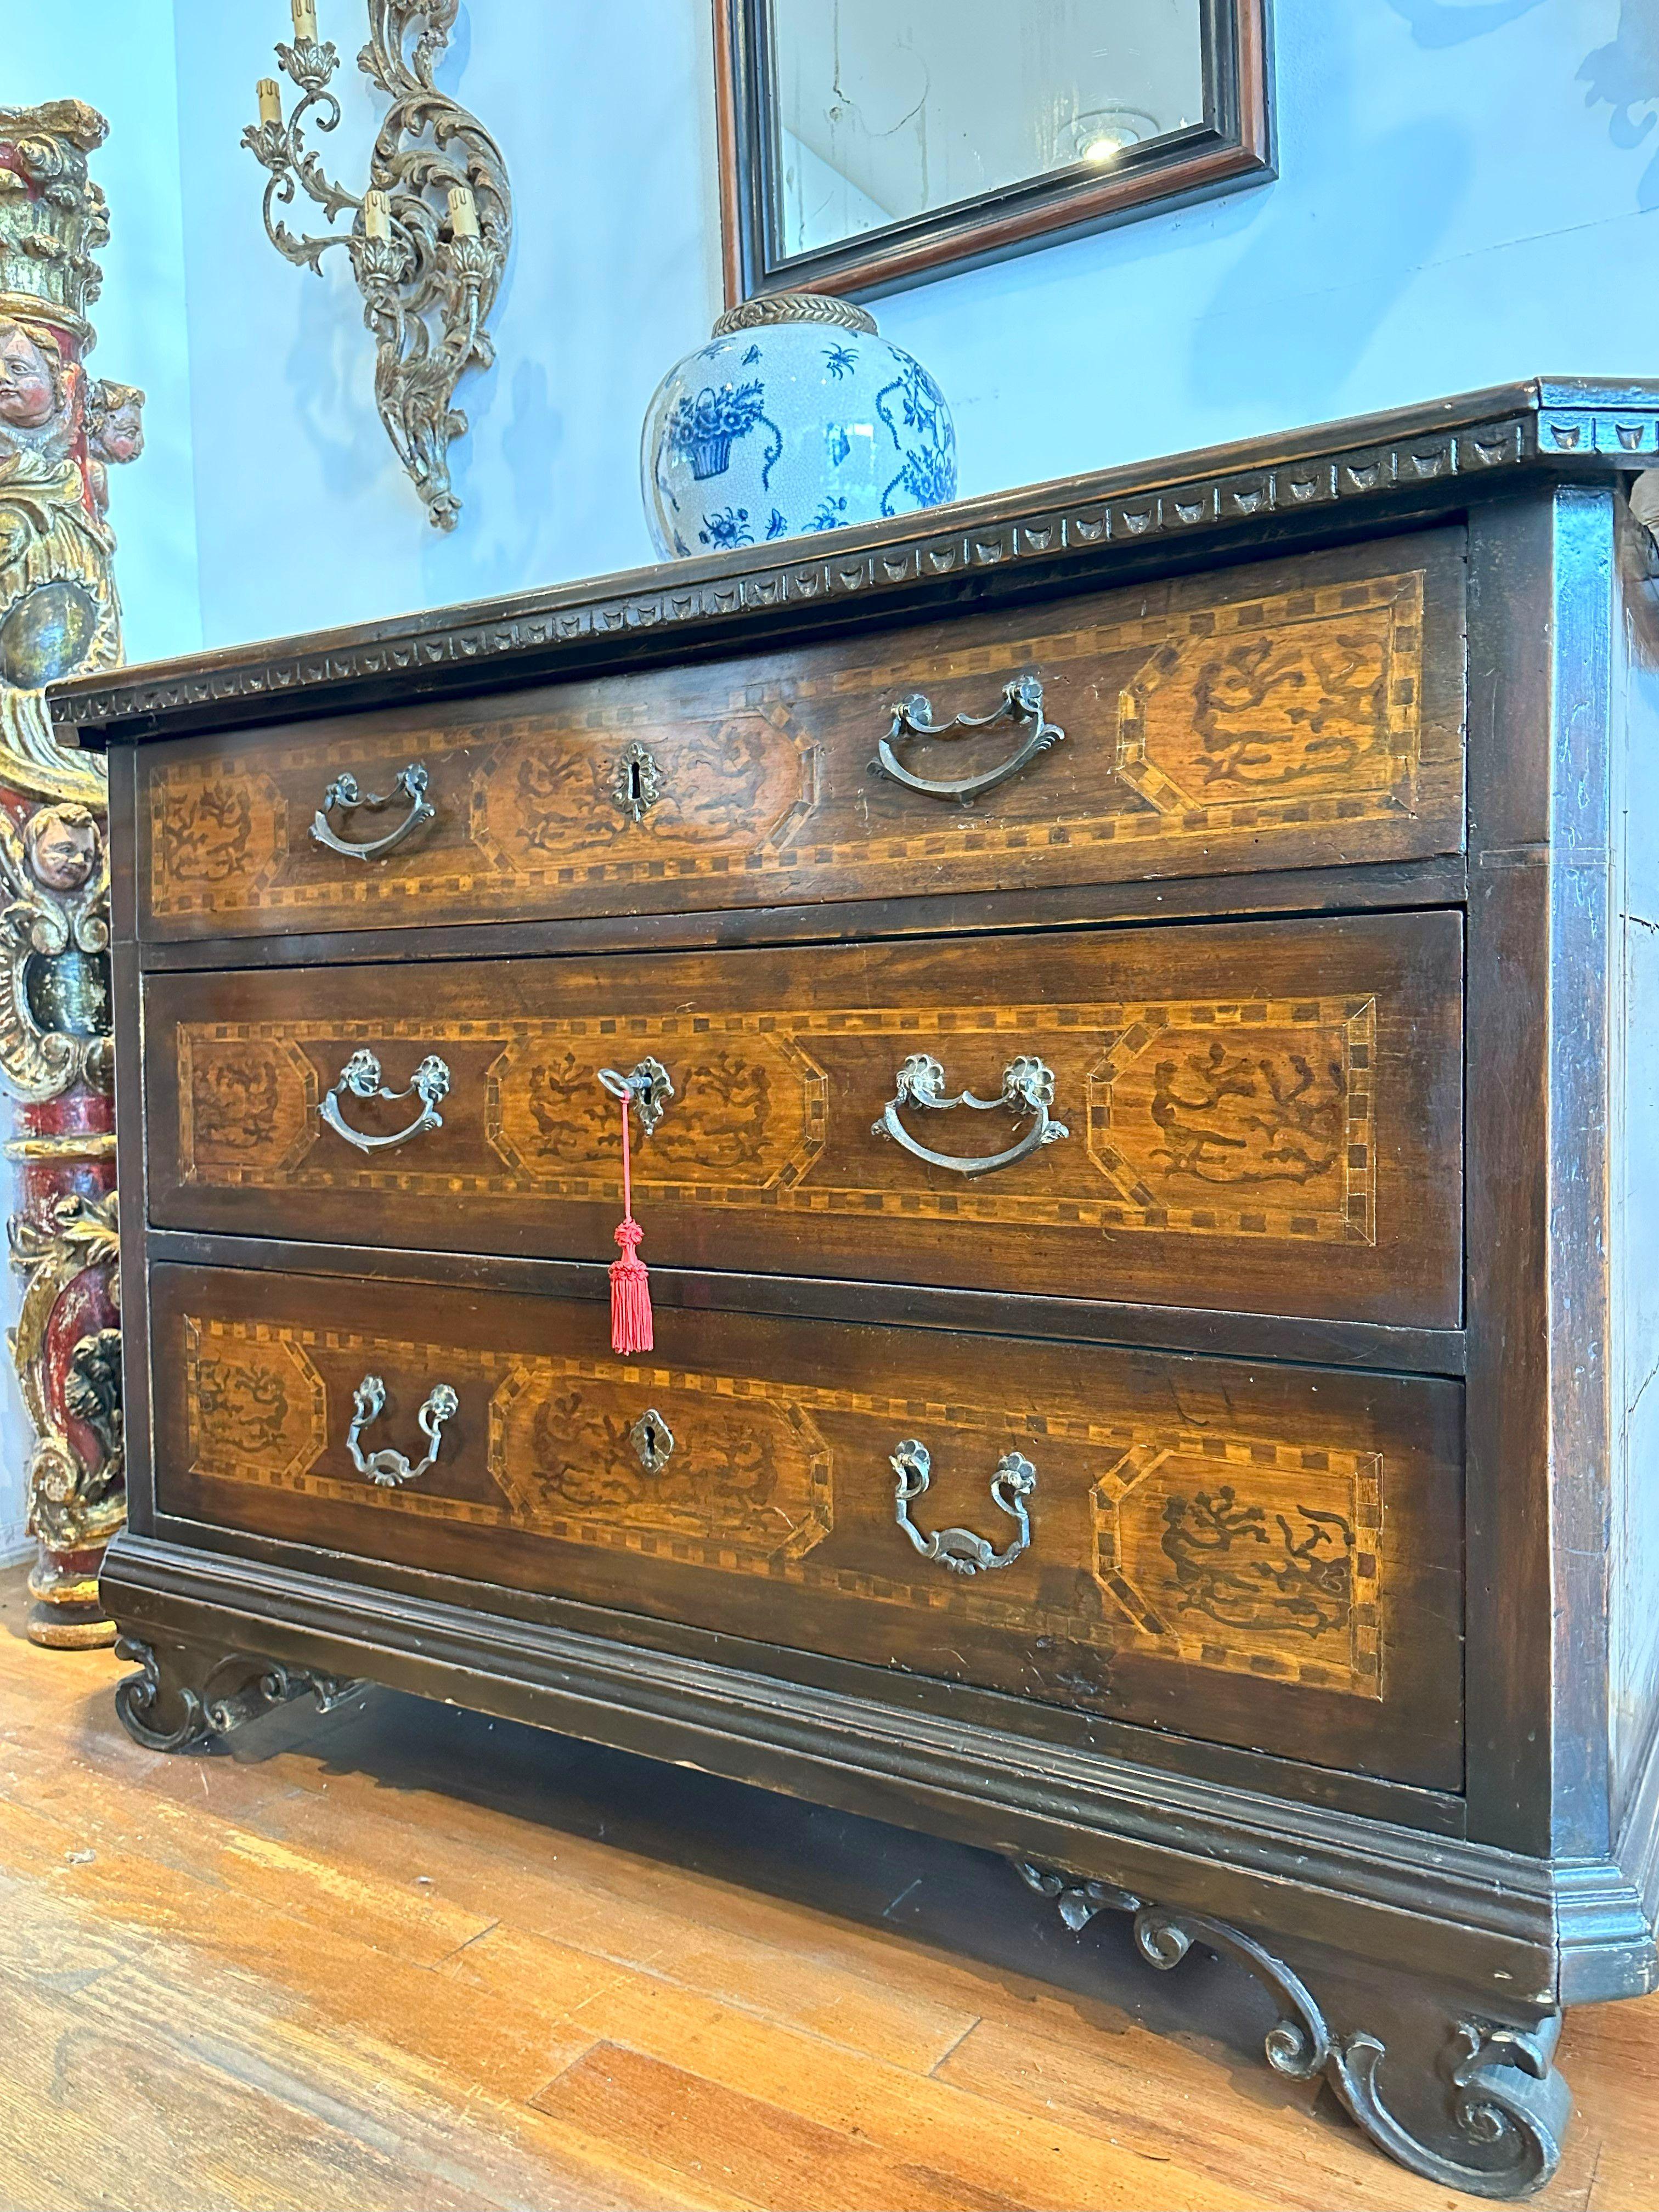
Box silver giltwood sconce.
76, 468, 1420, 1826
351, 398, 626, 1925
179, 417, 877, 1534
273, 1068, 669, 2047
242, 0, 511, 530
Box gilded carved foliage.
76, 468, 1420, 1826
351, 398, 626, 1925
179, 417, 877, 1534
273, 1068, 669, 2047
0, 103, 145, 714
241, 0, 511, 531
10, 1190, 121, 1553
0, 99, 137, 1645
0, 799, 111, 1102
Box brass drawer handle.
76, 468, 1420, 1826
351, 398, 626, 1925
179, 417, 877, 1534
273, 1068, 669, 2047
873, 1052, 1068, 1178
311, 761, 435, 859
871, 675, 1063, 802
346, 1374, 458, 1487
891, 1439, 1036, 1575
320, 1048, 450, 1153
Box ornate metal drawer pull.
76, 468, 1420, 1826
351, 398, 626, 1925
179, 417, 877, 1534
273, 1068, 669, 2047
320, 1048, 450, 1153
891, 1439, 1036, 1575
346, 1374, 458, 1487
873, 1052, 1068, 1178
871, 675, 1063, 802
311, 762, 435, 859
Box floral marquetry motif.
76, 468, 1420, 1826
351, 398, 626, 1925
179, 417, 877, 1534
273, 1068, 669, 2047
1093, 1442, 1383, 1696
1115, 575, 1423, 815
487, 1031, 827, 1195
489, 1361, 833, 1570
1086, 997, 1376, 1243
183, 1318, 328, 1486
177, 1030, 318, 1181
469, 703, 816, 882
150, 759, 281, 916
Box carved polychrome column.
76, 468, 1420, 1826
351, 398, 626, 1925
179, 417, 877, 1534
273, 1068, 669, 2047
0, 101, 143, 1646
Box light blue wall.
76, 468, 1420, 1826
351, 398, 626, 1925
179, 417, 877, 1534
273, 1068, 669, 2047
877, 0, 1659, 493
5, 0, 200, 668
171, 0, 724, 647
165, 0, 1659, 653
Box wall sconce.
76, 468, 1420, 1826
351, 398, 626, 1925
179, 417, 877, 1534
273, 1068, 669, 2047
242, 0, 511, 530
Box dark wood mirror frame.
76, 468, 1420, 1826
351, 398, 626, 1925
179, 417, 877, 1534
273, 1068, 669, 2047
712, 0, 1274, 303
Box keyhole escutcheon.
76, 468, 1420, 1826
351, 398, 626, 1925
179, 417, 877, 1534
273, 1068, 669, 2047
612, 740, 663, 825
630, 1407, 675, 1472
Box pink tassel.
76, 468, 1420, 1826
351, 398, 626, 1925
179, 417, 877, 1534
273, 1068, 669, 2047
609, 1092, 653, 1355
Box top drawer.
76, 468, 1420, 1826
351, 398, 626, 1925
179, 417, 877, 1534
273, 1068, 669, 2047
137, 532, 1466, 943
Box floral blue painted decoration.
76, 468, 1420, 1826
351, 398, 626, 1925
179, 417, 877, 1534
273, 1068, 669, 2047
642, 294, 956, 560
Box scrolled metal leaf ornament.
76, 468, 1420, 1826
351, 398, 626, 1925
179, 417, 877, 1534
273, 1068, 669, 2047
242, 2, 512, 528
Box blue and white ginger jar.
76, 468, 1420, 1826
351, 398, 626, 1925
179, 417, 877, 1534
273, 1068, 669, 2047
641, 293, 957, 560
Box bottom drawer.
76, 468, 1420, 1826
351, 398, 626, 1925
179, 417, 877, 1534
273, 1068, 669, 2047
148, 1265, 1464, 1788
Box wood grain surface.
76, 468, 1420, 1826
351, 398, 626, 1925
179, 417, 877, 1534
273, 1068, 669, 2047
0, 1566, 1647, 2212
147, 1261, 1465, 1786
144, 910, 1465, 1329
135, 532, 1465, 942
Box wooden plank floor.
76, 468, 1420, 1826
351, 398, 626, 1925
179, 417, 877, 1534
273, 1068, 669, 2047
1, 1567, 1656, 2212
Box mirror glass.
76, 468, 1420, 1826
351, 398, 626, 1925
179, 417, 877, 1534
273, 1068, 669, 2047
763, 0, 1209, 262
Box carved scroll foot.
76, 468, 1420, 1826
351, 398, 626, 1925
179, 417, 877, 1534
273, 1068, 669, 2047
113, 1634, 365, 1754
1013, 1861, 1571, 2199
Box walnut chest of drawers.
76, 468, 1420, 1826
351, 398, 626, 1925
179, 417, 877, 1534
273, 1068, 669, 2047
66, 381, 1659, 2198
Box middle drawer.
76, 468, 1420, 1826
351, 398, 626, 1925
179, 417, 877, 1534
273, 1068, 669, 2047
145, 911, 1463, 1328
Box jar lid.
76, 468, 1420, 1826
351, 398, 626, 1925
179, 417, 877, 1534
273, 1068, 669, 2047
712, 292, 878, 339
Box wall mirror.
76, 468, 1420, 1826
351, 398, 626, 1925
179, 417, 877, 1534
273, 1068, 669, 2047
714, 0, 1271, 301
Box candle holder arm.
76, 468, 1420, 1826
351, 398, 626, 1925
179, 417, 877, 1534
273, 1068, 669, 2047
241, 2, 510, 529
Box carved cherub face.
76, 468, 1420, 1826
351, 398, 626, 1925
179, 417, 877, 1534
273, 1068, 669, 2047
0, 323, 60, 431
89, 382, 145, 464
25, 804, 99, 891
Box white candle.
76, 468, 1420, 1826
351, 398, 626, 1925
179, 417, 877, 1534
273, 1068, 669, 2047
291, 0, 317, 40
447, 184, 479, 239
257, 78, 282, 127
363, 189, 391, 242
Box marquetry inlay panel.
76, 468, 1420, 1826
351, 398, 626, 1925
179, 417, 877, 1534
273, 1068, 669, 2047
488, 1358, 834, 1573
140, 557, 1450, 935
469, 701, 817, 889
172, 995, 1379, 1248
1093, 1441, 1382, 1697
184, 1317, 328, 1486
486, 1029, 829, 1197
177, 1028, 320, 1184
176, 1315, 1389, 1697
1086, 996, 1376, 1244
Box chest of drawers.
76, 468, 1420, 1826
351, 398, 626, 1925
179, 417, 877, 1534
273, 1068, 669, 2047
67, 381, 1659, 2198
